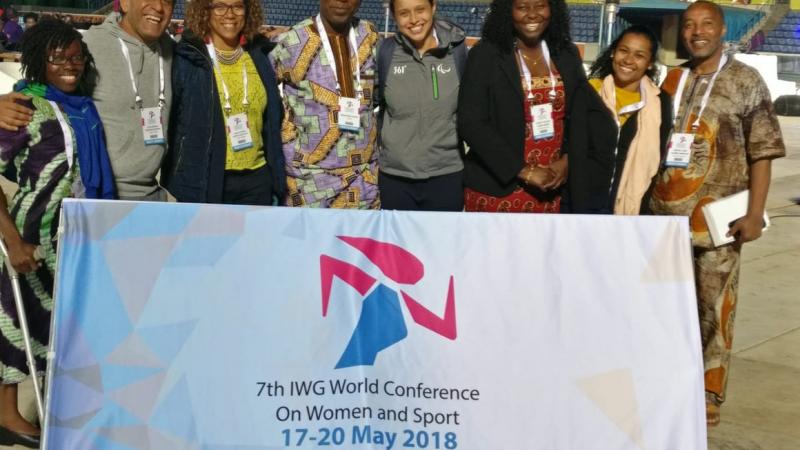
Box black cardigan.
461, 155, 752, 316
457, 40, 587, 197
565, 82, 673, 214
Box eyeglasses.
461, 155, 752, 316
208, 3, 246, 16
47, 54, 88, 65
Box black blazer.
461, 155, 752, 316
457, 40, 587, 197
566, 82, 672, 214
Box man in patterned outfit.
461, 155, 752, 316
650, 1, 785, 426
270, 0, 380, 208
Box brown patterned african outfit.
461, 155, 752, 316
651, 58, 785, 406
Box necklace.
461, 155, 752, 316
520, 51, 541, 66
215, 46, 244, 65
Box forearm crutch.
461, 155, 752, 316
0, 238, 45, 423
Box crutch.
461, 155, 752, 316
0, 238, 45, 423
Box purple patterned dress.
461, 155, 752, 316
270, 17, 380, 208
0, 97, 78, 383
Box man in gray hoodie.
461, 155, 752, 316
0, 0, 174, 201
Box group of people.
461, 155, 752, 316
0, 0, 787, 446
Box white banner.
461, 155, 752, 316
47, 201, 706, 449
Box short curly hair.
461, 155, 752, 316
482, 0, 572, 56
185, 0, 264, 43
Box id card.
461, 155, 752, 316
531, 103, 555, 140
141, 107, 165, 145
338, 97, 361, 132
665, 133, 694, 168
226, 113, 254, 151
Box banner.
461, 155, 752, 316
45, 200, 706, 449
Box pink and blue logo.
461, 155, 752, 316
320, 236, 457, 369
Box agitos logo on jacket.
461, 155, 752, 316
320, 236, 457, 369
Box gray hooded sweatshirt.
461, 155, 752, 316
83, 13, 173, 200
379, 19, 465, 179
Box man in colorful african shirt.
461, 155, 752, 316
270, 0, 380, 208
650, 1, 786, 426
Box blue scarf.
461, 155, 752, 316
14, 81, 116, 199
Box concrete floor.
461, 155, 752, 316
2, 117, 799, 449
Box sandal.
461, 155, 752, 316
706, 402, 721, 427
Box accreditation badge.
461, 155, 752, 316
227, 113, 255, 151
531, 103, 555, 141
665, 133, 694, 168
338, 97, 361, 132
141, 107, 165, 145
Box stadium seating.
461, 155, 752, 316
761, 12, 800, 54
170, 0, 602, 42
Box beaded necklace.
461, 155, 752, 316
215, 46, 244, 65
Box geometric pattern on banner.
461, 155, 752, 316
576, 368, 645, 449
149, 376, 198, 443
50, 409, 101, 430
100, 364, 163, 392
640, 220, 694, 283
84, 400, 144, 430
182, 203, 246, 236
101, 202, 199, 241
165, 235, 241, 268
136, 321, 197, 365
102, 235, 180, 325
48, 201, 251, 447
106, 372, 166, 422
104, 333, 164, 368
50, 374, 104, 422
80, 201, 138, 241
63, 364, 103, 393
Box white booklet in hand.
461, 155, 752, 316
702, 190, 770, 247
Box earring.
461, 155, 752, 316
239, 34, 247, 46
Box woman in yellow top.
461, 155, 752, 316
568, 25, 671, 214
164, 0, 285, 204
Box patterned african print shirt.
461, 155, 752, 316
650, 58, 786, 248
270, 17, 380, 208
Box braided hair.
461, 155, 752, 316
481, 0, 572, 56
589, 25, 661, 84
19, 18, 95, 91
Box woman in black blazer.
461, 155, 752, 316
457, 0, 587, 213
567, 25, 673, 214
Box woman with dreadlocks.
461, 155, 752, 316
457, 0, 586, 213
0, 18, 114, 448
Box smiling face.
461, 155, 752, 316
119, 0, 174, 45
319, 0, 362, 34
393, 0, 435, 49
611, 32, 654, 91
46, 40, 86, 93
512, 0, 550, 46
681, 3, 726, 63
208, 0, 246, 50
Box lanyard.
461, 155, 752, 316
516, 40, 557, 101
206, 42, 249, 114
316, 14, 363, 99
118, 37, 166, 109
49, 101, 74, 169
672, 54, 728, 131
615, 82, 647, 125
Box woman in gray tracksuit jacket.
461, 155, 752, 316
377, 0, 467, 211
